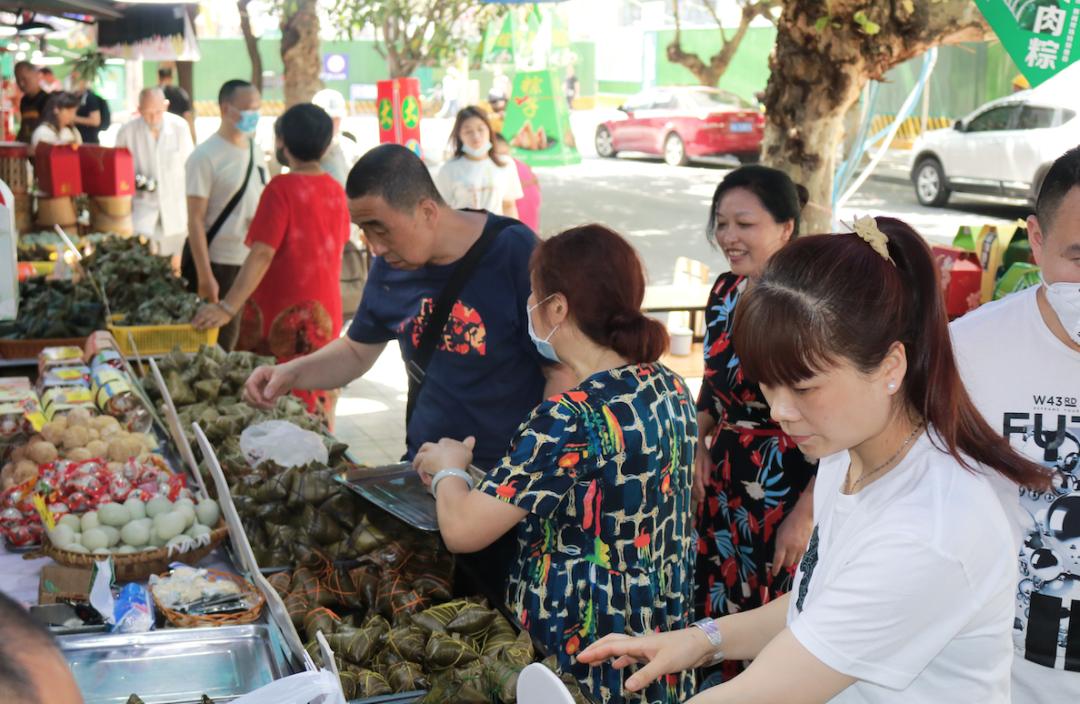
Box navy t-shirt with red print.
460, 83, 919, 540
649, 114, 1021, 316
347, 214, 546, 468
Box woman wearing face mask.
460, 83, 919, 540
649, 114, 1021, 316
434, 106, 524, 219
193, 103, 349, 423
413, 224, 697, 704
578, 216, 1050, 703
692, 166, 817, 684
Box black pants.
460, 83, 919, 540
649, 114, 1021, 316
212, 262, 242, 352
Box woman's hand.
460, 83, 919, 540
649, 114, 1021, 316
243, 364, 298, 409
577, 628, 715, 692
771, 487, 815, 577
192, 302, 231, 331
414, 437, 475, 478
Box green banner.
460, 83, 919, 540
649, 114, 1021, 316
483, 13, 514, 65
503, 69, 580, 167
975, 0, 1080, 87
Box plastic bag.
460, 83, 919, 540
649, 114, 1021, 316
240, 420, 328, 469
228, 670, 345, 704
112, 583, 154, 633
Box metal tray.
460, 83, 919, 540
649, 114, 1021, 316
336, 463, 438, 532
58, 624, 289, 704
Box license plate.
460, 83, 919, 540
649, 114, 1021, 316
730, 122, 752, 133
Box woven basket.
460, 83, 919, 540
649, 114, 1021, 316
41, 521, 229, 582
151, 568, 265, 628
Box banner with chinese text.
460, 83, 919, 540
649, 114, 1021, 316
376, 78, 422, 156
975, 0, 1080, 87
502, 69, 580, 167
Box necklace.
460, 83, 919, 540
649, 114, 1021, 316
844, 422, 924, 494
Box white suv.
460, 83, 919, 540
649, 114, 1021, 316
909, 91, 1080, 207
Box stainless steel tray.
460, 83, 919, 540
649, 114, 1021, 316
59, 624, 288, 704
336, 463, 438, 532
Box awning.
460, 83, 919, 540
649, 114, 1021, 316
0, 1, 122, 20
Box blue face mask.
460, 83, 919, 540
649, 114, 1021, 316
527, 295, 560, 363
235, 109, 260, 134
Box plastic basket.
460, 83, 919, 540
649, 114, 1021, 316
108, 322, 219, 357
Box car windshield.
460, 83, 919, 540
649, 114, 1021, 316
679, 89, 753, 110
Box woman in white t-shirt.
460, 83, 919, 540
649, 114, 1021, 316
30, 91, 82, 148
579, 216, 1051, 703
435, 106, 523, 218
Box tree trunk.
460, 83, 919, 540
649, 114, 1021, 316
238, 0, 263, 92
762, 1, 988, 233
281, 0, 323, 107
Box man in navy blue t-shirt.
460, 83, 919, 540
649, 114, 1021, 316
244, 144, 564, 469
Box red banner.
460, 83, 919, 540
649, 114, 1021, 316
376, 78, 422, 156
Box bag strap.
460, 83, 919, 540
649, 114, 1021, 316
205, 137, 255, 244
405, 217, 508, 427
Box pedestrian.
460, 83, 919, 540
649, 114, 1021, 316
243, 144, 574, 584
192, 104, 350, 422
951, 145, 1080, 703
311, 88, 359, 189
70, 69, 110, 145
692, 165, 816, 684
14, 62, 49, 144
564, 64, 580, 110
30, 92, 81, 147
435, 106, 523, 218
414, 224, 697, 704
39, 67, 61, 93
183, 79, 267, 352
158, 67, 195, 141
580, 216, 1050, 703
437, 67, 460, 119
0, 591, 84, 704
115, 87, 194, 268
493, 134, 540, 232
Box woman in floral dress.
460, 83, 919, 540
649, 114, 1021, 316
414, 225, 696, 704
694, 166, 818, 683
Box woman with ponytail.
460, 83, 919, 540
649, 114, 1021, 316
414, 224, 697, 704
579, 216, 1049, 703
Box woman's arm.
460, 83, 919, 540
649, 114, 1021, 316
502, 199, 519, 219
191, 242, 275, 329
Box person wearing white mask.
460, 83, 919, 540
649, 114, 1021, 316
434, 106, 523, 218
115, 87, 194, 268
183, 79, 267, 351
951, 145, 1080, 704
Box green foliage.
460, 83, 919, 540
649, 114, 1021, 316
68, 50, 108, 86
853, 10, 881, 35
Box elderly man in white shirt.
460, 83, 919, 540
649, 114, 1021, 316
115, 87, 194, 267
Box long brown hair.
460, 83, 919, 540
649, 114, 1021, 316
731, 216, 1049, 490
449, 106, 505, 167
531, 224, 668, 364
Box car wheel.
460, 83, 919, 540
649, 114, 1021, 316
595, 126, 617, 158
663, 133, 688, 166
914, 158, 950, 207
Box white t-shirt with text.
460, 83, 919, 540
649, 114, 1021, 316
788, 431, 1015, 702
185, 133, 267, 266
951, 285, 1080, 703
434, 156, 524, 215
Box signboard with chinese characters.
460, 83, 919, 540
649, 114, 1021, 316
502, 69, 580, 167
376, 78, 422, 157
975, 0, 1080, 86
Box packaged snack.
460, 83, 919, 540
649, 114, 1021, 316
38, 347, 85, 375
41, 387, 96, 423
91, 368, 151, 432
38, 365, 91, 393
89, 348, 124, 373
84, 331, 119, 360
0, 387, 45, 442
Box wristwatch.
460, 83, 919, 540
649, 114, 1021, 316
430, 468, 474, 497
691, 618, 725, 665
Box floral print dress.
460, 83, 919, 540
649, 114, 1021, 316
480, 364, 697, 704
695, 274, 816, 664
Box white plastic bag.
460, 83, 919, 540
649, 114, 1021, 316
228, 670, 345, 704
240, 420, 328, 469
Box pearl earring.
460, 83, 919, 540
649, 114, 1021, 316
887, 382, 897, 392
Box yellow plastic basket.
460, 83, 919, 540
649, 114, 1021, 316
108, 321, 219, 357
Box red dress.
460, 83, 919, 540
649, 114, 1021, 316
239, 172, 351, 414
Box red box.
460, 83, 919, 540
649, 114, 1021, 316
932, 245, 982, 319
34, 143, 82, 197
78, 145, 134, 197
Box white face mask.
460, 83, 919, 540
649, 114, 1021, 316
461, 141, 492, 159
1043, 275, 1080, 345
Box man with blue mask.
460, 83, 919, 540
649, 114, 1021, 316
952, 145, 1080, 704
184, 79, 268, 350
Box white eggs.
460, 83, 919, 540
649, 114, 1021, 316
185, 524, 211, 539
92, 548, 111, 556
195, 499, 220, 527
57, 514, 81, 532
99, 525, 121, 548
119, 521, 150, 547
48, 524, 75, 548
97, 503, 130, 528
80, 511, 99, 532
81, 528, 109, 552
174, 503, 196, 530
115, 545, 137, 554
124, 497, 146, 520
145, 496, 172, 519
153, 512, 186, 542
66, 543, 90, 554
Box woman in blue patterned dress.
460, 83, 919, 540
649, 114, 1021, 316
414, 224, 697, 704
693, 166, 818, 682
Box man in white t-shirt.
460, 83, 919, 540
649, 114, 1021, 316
185, 79, 267, 351
952, 145, 1080, 703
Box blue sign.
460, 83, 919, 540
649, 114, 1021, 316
322, 53, 349, 81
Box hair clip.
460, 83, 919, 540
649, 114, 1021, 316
850, 215, 893, 264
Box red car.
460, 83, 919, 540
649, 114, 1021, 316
595, 86, 765, 166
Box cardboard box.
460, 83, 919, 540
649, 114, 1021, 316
34, 143, 82, 197
79, 145, 134, 197
38, 564, 93, 605
35, 196, 77, 227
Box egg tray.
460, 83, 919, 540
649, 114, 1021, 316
151, 568, 265, 629
38, 520, 229, 582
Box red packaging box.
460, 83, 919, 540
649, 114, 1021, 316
932, 244, 982, 319
78, 145, 134, 197
34, 143, 82, 197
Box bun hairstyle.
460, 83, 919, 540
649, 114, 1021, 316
731, 216, 1049, 490
707, 165, 808, 240
530, 224, 668, 364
